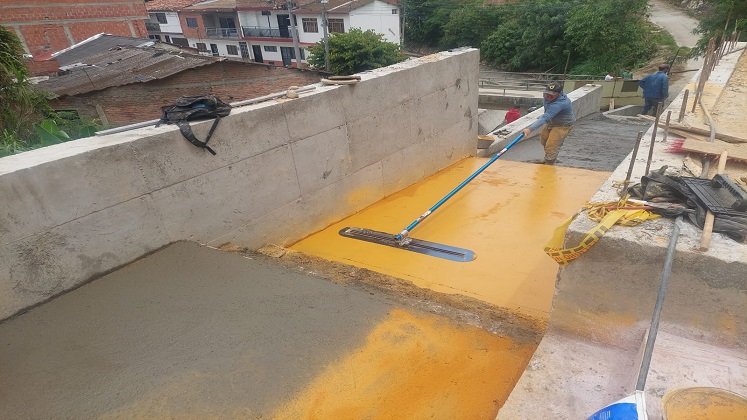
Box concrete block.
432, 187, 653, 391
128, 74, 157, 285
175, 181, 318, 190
0, 143, 150, 244
347, 100, 415, 171
0, 195, 169, 320
280, 89, 346, 141
408, 54, 463, 100
128, 102, 292, 191
208, 162, 384, 249
412, 90, 450, 143
291, 125, 352, 196
338, 69, 415, 122
150, 145, 301, 243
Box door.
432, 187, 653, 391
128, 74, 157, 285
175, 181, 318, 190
280, 46, 294, 66
277, 14, 290, 38
239, 42, 250, 59
252, 45, 263, 63
210, 44, 219, 56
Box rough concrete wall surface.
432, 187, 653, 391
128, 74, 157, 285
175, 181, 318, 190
0, 49, 479, 321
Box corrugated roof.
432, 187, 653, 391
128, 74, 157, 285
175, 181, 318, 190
38, 46, 222, 97
51, 34, 155, 67
145, 0, 202, 12
185, 0, 238, 11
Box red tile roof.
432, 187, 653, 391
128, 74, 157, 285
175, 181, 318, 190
145, 0, 203, 12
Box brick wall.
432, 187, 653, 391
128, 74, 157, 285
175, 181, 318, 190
51, 61, 322, 127
179, 13, 205, 39
0, 0, 148, 57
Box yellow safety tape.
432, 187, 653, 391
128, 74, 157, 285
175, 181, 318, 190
544, 202, 659, 265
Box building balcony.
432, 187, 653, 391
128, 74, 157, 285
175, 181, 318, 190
145, 21, 161, 32
241, 26, 287, 38
205, 27, 239, 38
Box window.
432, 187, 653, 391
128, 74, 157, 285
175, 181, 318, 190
172, 37, 189, 47
328, 18, 344, 33
148, 34, 161, 41
218, 17, 236, 28
164, 35, 171, 43
392, 9, 398, 14
299, 48, 305, 59
186, 17, 198, 28
302, 18, 318, 33
263, 45, 277, 52
196, 42, 207, 52
226, 45, 239, 55
150, 13, 167, 24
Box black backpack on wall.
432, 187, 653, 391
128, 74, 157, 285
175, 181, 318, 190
158, 95, 232, 155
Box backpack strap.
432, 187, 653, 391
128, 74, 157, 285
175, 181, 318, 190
175, 117, 222, 156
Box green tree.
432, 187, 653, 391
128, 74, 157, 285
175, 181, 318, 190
404, 0, 458, 47
1, 26, 100, 157
440, 2, 506, 49
308, 28, 406, 75
0, 26, 51, 145
481, 0, 574, 72
565, 0, 654, 75
694, 0, 747, 53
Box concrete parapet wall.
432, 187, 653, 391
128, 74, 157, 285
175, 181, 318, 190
0, 49, 479, 321
478, 84, 603, 157
556, 49, 747, 350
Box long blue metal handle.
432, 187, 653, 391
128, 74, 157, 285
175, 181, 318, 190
395, 133, 526, 240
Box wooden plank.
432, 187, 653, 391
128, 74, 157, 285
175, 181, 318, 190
679, 138, 747, 162
638, 115, 747, 143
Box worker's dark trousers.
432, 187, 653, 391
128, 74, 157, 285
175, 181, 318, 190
642, 97, 663, 116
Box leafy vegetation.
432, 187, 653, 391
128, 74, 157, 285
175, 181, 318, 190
1, 26, 99, 157
308, 28, 406, 75
694, 0, 747, 53
405, 0, 660, 75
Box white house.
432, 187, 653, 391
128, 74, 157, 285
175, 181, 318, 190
145, 0, 199, 47
235, 0, 400, 66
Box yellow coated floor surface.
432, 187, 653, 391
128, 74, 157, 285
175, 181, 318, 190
293, 157, 611, 321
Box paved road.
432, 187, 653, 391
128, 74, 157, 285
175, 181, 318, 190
648, 0, 700, 48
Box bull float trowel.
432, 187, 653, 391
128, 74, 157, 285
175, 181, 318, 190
340, 133, 526, 262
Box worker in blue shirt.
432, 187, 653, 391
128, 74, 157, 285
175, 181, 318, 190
522, 82, 576, 165
639, 63, 670, 116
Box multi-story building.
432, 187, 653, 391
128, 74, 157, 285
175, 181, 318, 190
0, 0, 148, 59
144, 0, 200, 47
147, 0, 400, 67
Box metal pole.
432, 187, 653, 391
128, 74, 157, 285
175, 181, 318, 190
662, 110, 672, 143
678, 89, 689, 122
321, 0, 330, 72
644, 105, 662, 176
621, 131, 644, 196
636, 216, 682, 391
286, 0, 302, 68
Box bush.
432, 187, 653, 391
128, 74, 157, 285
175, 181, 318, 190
308, 28, 406, 75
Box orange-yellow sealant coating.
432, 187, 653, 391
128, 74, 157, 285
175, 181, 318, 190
272, 309, 536, 419
292, 158, 610, 320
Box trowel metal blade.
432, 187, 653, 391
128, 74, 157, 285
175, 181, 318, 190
339, 227, 476, 262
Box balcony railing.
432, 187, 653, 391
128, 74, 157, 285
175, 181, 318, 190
205, 27, 239, 38
241, 26, 286, 38
145, 21, 161, 32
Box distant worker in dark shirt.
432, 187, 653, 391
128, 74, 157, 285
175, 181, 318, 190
504, 106, 521, 124
639, 63, 670, 116
522, 82, 576, 165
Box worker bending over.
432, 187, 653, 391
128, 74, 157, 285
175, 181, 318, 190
522, 82, 576, 165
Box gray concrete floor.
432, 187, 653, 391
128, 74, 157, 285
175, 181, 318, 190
502, 113, 653, 172
0, 242, 400, 418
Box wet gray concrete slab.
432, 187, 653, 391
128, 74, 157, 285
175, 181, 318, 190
502, 113, 653, 171
0, 241, 398, 419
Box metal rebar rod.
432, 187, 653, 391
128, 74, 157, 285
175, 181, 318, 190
662, 111, 672, 143
678, 89, 689, 122
621, 131, 644, 196
644, 106, 662, 176
636, 216, 682, 391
